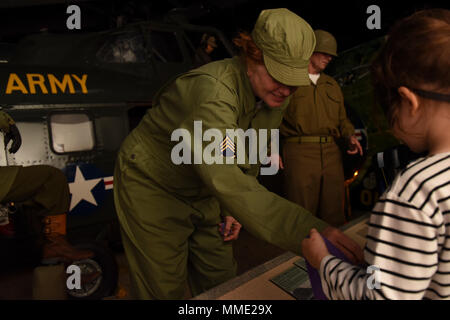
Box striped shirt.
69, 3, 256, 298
320, 152, 450, 299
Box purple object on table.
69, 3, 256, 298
305, 236, 352, 300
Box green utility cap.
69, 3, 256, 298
251, 8, 316, 86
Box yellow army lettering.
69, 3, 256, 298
5, 73, 88, 94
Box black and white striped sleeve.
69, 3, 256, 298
319, 255, 386, 300
319, 153, 450, 300
320, 192, 442, 300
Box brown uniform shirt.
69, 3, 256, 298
280, 73, 354, 139
0, 111, 20, 201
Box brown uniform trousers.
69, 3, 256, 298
282, 141, 345, 227
1, 165, 70, 237
2, 165, 69, 216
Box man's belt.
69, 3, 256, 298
285, 136, 334, 144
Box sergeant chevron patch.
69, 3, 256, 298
220, 135, 236, 158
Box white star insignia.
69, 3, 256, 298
68, 166, 102, 211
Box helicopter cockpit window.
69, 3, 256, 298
97, 33, 146, 63
50, 114, 95, 153
147, 30, 183, 63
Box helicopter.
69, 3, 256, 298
0, 17, 234, 300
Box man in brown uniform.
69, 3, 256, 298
280, 30, 362, 227
0, 110, 93, 264
193, 33, 218, 68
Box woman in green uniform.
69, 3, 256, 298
114, 8, 363, 299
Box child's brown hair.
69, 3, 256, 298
371, 9, 450, 127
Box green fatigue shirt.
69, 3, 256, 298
280, 73, 355, 139
128, 56, 328, 255
0, 111, 20, 201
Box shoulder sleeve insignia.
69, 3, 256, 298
220, 135, 236, 158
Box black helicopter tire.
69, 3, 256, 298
67, 242, 118, 300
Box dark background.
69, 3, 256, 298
0, 0, 448, 50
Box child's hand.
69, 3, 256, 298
301, 228, 330, 269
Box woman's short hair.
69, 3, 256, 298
233, 32, 264, 65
